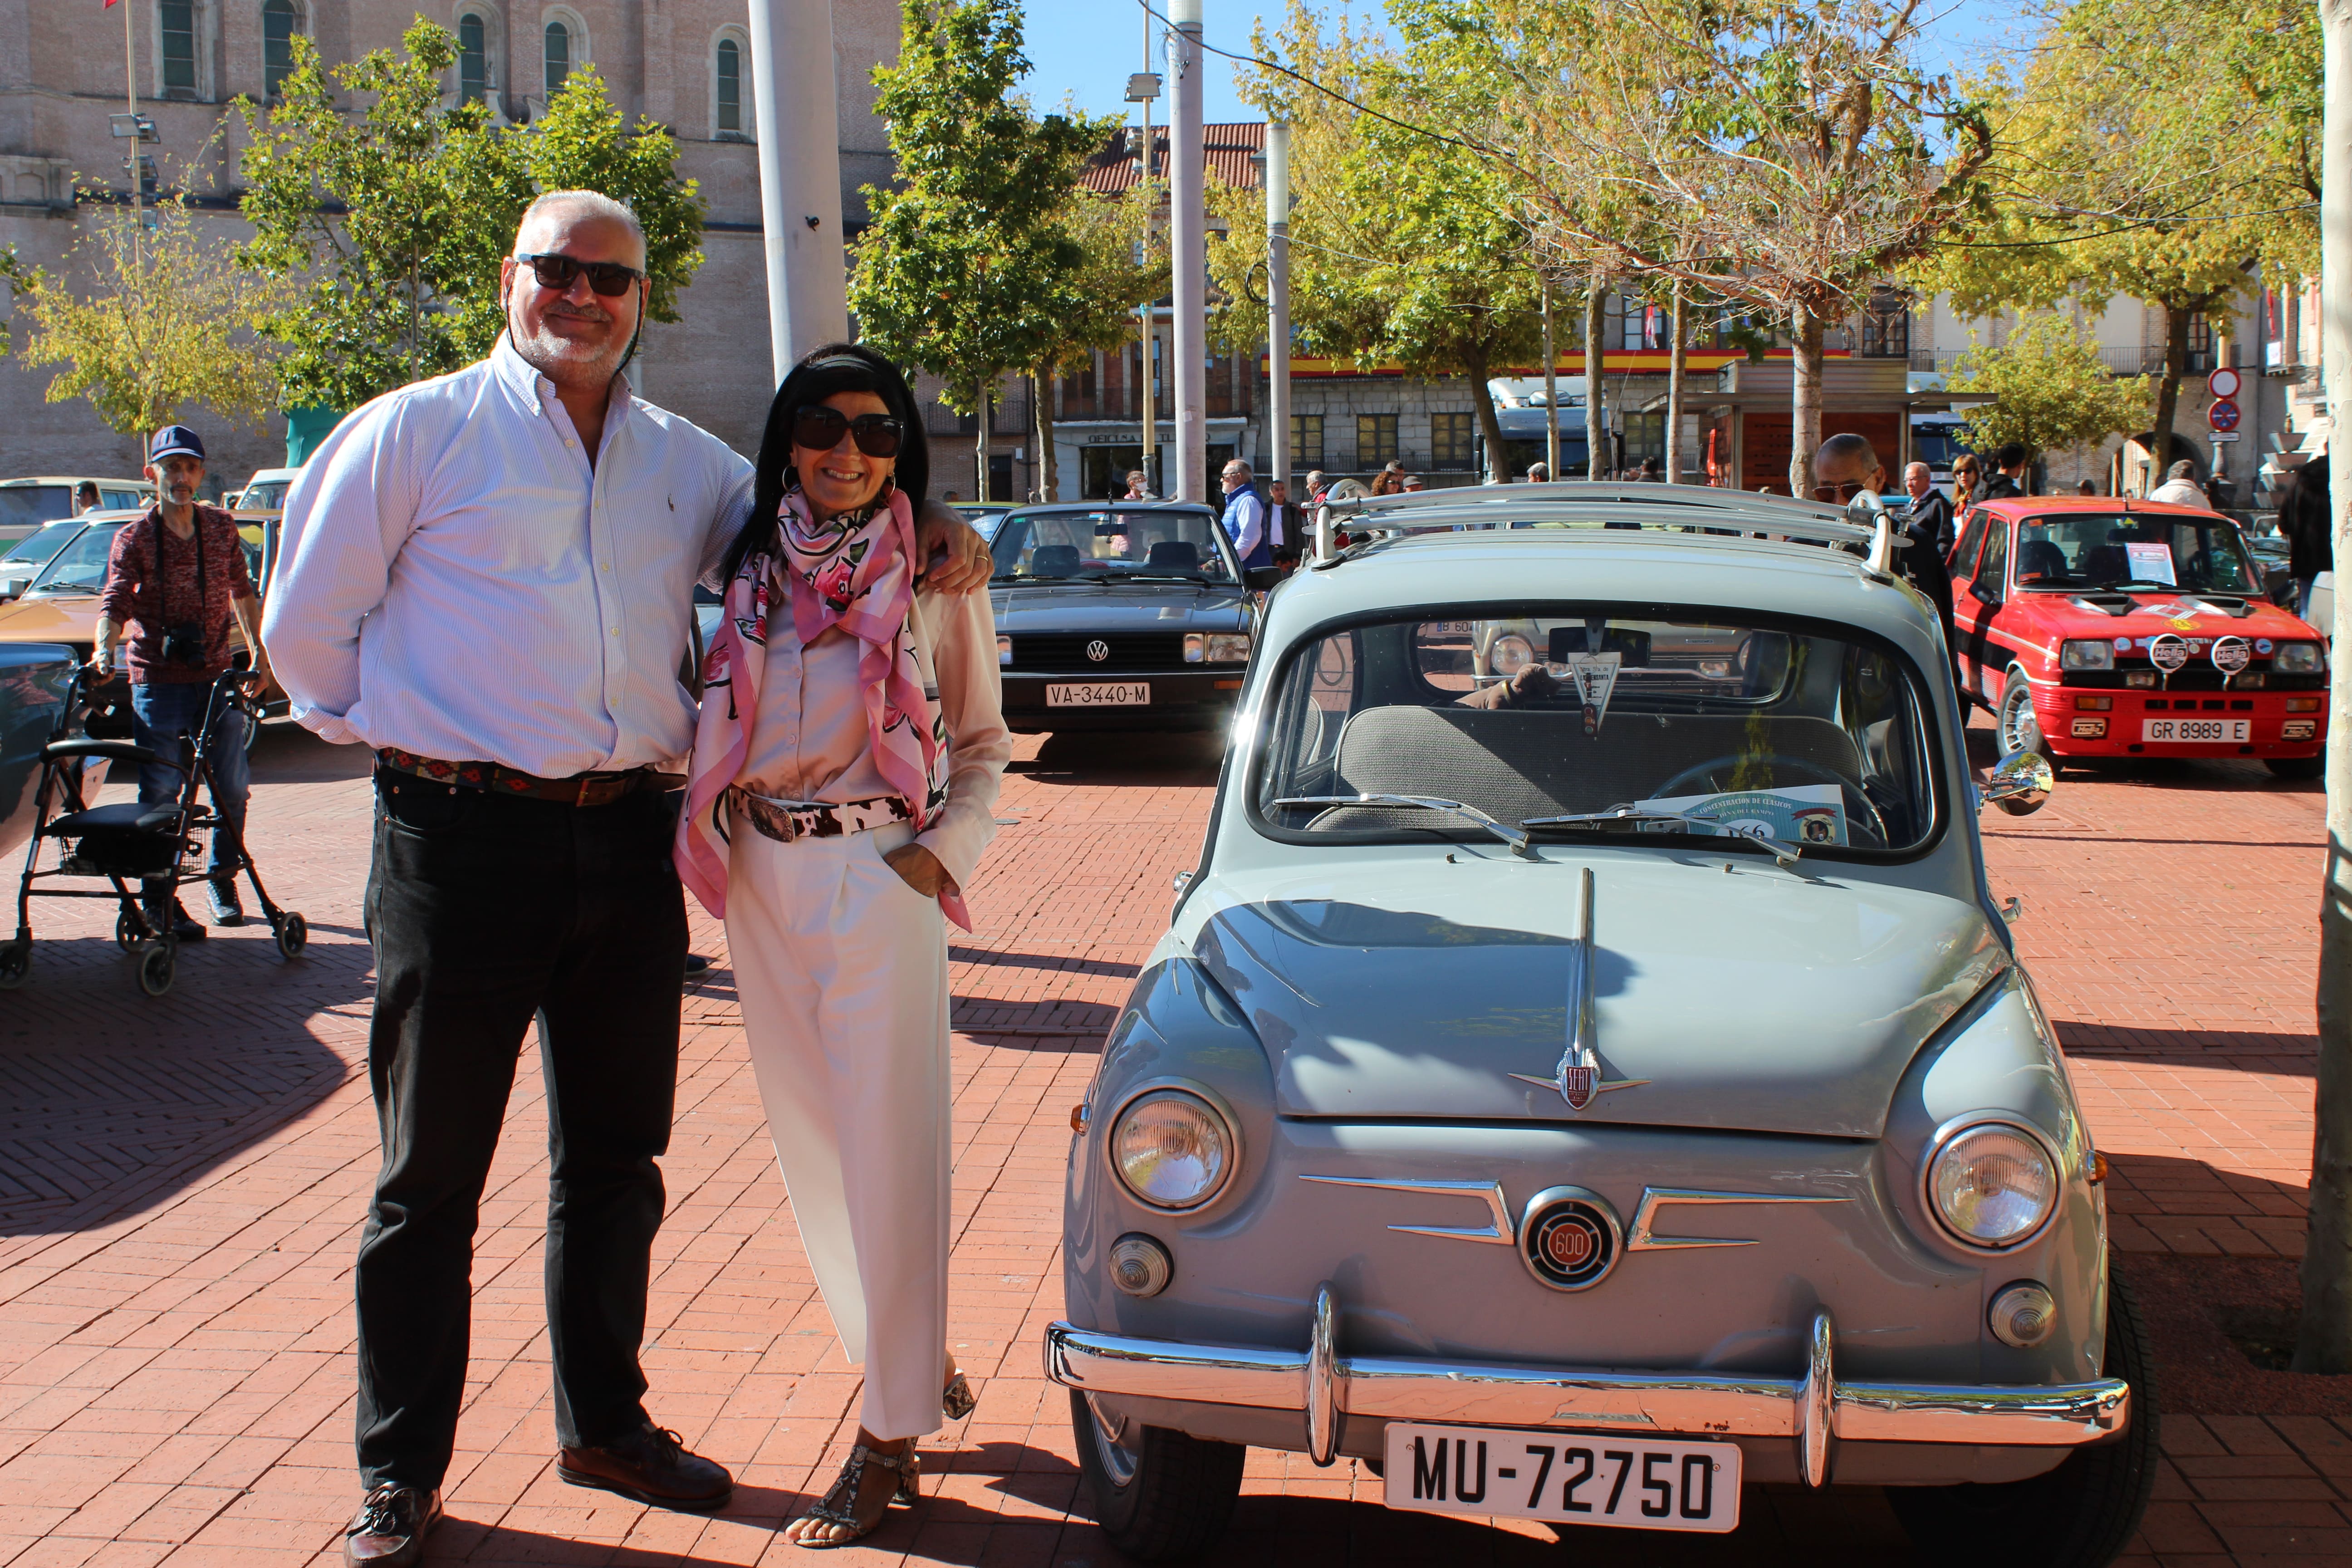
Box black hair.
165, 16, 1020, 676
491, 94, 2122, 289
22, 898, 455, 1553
725, 341, 931, 585
1996, 441, 2029, 470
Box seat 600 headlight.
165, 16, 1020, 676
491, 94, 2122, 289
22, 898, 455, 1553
1109, 1086, 1238, 1210
1924, 1117, 2060, 1248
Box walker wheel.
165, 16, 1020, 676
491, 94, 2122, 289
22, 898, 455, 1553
0, 939, 29, 990
136, 941, 174, 998
274, 911, 308, 960
116, 910, 139, 951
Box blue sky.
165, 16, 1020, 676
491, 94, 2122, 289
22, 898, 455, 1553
1014, 0, 2039, 127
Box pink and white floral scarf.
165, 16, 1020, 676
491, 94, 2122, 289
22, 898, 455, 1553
675, 485, 965, 928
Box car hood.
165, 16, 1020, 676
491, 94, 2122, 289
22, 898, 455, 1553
992, 583, 1248, 632
0, 594, 98, 643
1187, 856, 2009, 1138
2015, 588, 2322, 641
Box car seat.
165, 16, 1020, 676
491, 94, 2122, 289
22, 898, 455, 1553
1029, 544, 1083, 576
1146, 540, 1201, 570
2016, 539, 2068, 582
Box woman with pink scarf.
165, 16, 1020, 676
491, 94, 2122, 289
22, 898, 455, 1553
676, 345, 1009, 1547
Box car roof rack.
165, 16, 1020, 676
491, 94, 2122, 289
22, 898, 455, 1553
1307, 483, 1891, 574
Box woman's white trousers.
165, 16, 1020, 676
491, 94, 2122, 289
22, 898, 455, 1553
728, 821, 949, 1442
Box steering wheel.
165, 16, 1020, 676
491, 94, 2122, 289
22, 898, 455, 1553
1650, 752, 1891, 847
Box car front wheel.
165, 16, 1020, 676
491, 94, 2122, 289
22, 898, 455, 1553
1886, 1266, 2159, 1568
1997, 666, 2058, 767
1070, 1388, 1245, 1563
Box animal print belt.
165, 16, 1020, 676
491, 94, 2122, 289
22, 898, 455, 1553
725, 788, 913, 844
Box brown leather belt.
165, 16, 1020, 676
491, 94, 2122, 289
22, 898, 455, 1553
375, 748, 666, 807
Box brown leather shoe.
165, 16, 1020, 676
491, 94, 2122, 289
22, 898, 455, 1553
343, 1485, 441, 1568
558, 1421, 733, 1511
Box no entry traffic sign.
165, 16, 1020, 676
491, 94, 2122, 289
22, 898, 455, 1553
2208, 398, 2241, 432
2208, 366, 2243, 400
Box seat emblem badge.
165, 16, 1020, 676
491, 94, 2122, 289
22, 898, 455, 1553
1087, 639, 1110, 662
1558, 1063, 1598, 1111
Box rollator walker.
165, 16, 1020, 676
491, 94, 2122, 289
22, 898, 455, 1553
1, 666, 307, 997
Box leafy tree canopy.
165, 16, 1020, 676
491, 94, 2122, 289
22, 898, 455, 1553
1947, 313, 2154, 460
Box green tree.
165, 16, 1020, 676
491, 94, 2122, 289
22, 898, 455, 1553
236, 18, 704, 412
1033, 183, 1166, 500
1945, 314, 2153, 464
0, 197, 285, 435
1210, 3, 1544, 483
850, 0, 1109, 503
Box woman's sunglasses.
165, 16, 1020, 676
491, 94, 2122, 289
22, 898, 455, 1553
792, 407, 906, 459
514, 252, 647, 297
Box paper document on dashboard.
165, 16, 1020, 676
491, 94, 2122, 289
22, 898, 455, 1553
1631, 782, 1848, 846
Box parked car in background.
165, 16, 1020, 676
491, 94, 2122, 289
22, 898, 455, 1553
1050, 484, 2150, 1567
0, 641, 82, 865
950, 499, 1013, 542
230, 466, 302, 515
1949, 496, 2326, 780
0, 519, 89, 604
990, 502, 1265, 734
0, 477, 151, 546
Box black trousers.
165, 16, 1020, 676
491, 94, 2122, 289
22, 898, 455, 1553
355, 770, 689, 1490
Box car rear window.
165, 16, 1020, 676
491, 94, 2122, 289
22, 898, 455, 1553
1254, 605, 1943, 858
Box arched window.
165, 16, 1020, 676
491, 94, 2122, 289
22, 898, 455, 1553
262, 0, 300, 98
544, 20, 570, 99
458, 12, 488, 105
715, 37, 741, 135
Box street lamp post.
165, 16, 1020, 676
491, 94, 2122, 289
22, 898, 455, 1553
1167, 0, 1205, 503
1264, 123, 1290, 507
745, 0, 849, 382
1127, 68, 1161, 496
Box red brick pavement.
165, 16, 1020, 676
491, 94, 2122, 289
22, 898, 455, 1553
0, 715, 2333, 1567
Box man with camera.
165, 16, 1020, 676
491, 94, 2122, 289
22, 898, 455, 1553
93, 425, 267, 940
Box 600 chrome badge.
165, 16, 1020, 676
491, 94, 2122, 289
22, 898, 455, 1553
1520, 1185, 1621, 1291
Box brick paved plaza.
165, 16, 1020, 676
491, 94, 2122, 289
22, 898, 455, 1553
0, 717, 2332, 1567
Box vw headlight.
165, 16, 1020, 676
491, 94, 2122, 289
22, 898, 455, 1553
2058, 640, 2113, 671
2275, 641, 2324, 674
1110, 1087, 1236, 1210
1183, 632, 1251, 663
1927, 1120, 2058, 1248
1490, 633, 1536, 677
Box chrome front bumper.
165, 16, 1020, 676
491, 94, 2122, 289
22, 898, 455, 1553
1045, 1286, 2130, 1487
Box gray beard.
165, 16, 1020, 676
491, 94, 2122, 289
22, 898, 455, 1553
510, 317, 627, 387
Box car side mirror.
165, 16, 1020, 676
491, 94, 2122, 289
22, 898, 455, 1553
1243, 566, 1283, 592
1982, 750, 2053, 816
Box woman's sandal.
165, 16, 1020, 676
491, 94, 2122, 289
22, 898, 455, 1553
942, 1370, 977, 1422
789, 1444, 917, 1549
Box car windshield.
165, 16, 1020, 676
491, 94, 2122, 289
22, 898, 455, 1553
2, 519, 80, 568
241, 481, 291, 511
0, 486, 75, 534
990, 509, 1234, 583
1255, 608, 1940, 855
29, 522, 124, 595
2011, 513, 2259, 594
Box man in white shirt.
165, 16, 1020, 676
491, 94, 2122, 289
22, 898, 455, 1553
2147, 459, 2209, 507
265, 191, 986, 1568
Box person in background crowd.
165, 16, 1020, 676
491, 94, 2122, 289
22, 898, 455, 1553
2148, 459, 2206, 507
1902, 462, 1956, 557
92, 424, 266, 941
1266, 479, 1299, 570
1979, 443, 2030, 500
73, 480, 100, 515
1220, 459, 1270, 570
1368, 466, 1401, 496
1525, 461, 1550, 483
1121, 469, 1151, 501
1637, 456, 1664, 482
2076, 480, 2097, 496
1820, 437, 1955, 662
2283, 454, 2332, 622
941, 490, 960, 503
1303, 469, 1327, 505
1401, 474, 1425, 493
1951, 452, 1983, 510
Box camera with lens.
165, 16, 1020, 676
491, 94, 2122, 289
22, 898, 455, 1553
160, 622, 206, 667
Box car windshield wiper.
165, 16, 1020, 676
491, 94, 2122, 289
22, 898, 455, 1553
34, 579, 102, 596
1521, 806, 1804, 868
1274, 793, 1534, 859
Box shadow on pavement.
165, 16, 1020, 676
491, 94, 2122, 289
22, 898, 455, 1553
2060, 1023, 2318, 1077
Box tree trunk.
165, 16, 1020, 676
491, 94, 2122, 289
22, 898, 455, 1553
1787, 303, 1825, 498
1584, 269, 1606, 479
1035, 369, 1057, 502
2141, 301, 2187, 496
1540, 281, 1559, 480
1664, 282, 1686, 485
2295, 0, 2352, 1374
975, 377, 990, 503
1465, 346, 1509, 486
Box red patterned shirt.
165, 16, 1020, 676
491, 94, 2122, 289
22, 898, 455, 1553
98, 505, 255, 684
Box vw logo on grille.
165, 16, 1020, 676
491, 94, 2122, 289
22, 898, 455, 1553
1086, 639, 1111, 662
1520, 1186, 1621, 1292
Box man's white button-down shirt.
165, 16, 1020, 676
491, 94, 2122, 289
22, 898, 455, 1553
263, 338, 754, 777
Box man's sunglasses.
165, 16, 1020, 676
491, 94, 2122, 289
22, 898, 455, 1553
792, 407, 906, 459
514, 252, 647, 297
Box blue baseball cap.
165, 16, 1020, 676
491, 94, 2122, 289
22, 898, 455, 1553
148, 424, 206, 464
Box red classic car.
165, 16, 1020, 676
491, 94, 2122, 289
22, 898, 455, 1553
1949, 496, 2326, 779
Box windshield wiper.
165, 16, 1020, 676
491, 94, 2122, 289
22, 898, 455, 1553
35, 579, 102, 596
1274, 793, 1535, 859
1521, 806, 1804, 869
